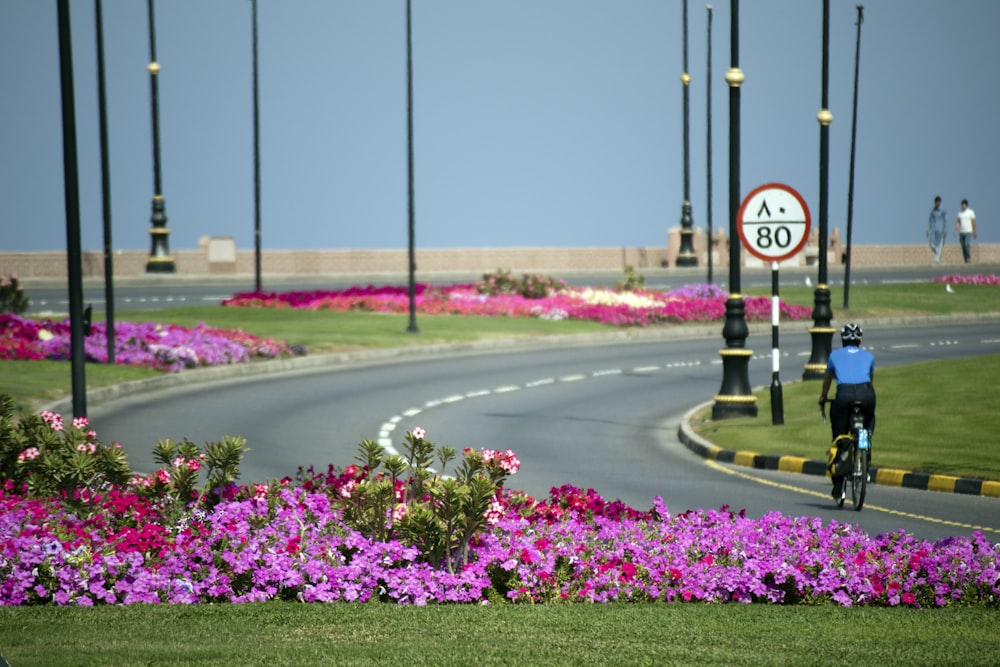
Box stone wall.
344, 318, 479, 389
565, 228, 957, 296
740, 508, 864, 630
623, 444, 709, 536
3, 232, 998, 280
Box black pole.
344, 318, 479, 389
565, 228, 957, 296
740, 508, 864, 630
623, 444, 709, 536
405, 0, 419, 333
252, 0, 262, 292
676, 0, 697, 267
145, 0, 174, 273
56, 0, 87, 418
843, 6, 864, 310
712, 0, 757, 420
770, 262, 784, 425
95, 0, 115, 365
804, 0, 834, 380
706, 4, 713, 285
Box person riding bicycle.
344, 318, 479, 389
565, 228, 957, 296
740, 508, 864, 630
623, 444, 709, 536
818, 323, 876, 500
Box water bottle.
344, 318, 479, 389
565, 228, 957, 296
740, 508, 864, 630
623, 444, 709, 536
858, 428, 870, 450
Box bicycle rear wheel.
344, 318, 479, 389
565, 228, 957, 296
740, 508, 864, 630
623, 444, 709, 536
851, 443, 868, 511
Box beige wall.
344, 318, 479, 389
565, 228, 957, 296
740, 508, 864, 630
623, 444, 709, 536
3, 233, 998, 280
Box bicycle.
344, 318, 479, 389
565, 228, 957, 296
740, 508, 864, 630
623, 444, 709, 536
821, 399, 871, 511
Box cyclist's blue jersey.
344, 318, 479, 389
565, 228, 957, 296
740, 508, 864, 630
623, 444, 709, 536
826, 346, 874, 384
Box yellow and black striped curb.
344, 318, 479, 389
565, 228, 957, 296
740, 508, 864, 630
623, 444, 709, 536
678, 402, 1000, 499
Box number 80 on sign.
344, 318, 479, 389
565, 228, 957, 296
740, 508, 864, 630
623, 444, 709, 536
736, 183, 812, 263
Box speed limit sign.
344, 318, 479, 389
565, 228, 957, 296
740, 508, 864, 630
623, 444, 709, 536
737, 183, 812, 262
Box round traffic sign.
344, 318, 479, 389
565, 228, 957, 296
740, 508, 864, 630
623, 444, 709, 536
736, 183, 812, 262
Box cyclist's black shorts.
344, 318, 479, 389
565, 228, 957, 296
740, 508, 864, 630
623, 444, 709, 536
830, 382, 876, 441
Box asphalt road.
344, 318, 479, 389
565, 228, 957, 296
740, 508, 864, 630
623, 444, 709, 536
86, 320, 1000, 543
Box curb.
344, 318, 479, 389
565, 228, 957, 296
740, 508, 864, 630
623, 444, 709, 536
677, 401, 1000, 499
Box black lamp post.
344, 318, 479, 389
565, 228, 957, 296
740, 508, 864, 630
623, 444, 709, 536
252, 0, 262, 292
676, 0, 698, 267
706, 4, 713, 285
803, 0, 835, 380
843, 5, 864, 310
405, 0, 419, 334
95, 0, 115, 364
56, 0, 87, 417
145, 0, 174, 273
712, 0, 757, 420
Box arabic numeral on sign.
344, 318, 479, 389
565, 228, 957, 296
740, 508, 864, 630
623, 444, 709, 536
756, 225, 793, 249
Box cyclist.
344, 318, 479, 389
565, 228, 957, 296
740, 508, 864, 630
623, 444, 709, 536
818, 323, 876, 500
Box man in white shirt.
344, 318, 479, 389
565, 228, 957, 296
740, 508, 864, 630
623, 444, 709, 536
954, 199, 977, 263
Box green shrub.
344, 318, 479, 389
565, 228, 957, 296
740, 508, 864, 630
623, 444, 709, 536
0, 274, 30, 314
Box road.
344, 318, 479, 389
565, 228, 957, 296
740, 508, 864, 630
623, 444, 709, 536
87, 321, 1000, 543
23, 264, 998, 314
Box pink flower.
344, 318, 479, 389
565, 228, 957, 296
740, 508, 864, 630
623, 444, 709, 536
39, 410, 64, 431
411, 427, 426, 440
17, 447, 41, 462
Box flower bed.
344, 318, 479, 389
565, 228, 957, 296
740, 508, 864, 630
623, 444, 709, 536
2, 477, 997, 608
931, 273, 1000, 286
1, 413, 997, 609
0, 315, 302, 372
222, 282, 815, 326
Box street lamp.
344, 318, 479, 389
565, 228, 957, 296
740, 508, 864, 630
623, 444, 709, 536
252, 0, 262, 292
145, 0, 175, 273
843, 5, 864, 310
803, 0, 835, 380
405, 0, 419, 334
95, 0, 115, 364
712, 0, 757, 420
706, 4, 714, 285
676, 0, 698, 267
56, 0, 87, 417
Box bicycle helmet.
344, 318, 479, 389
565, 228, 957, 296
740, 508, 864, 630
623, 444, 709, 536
840, 323, 863, 342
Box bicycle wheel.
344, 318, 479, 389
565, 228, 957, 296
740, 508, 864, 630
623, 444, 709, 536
851, 442, 868, 511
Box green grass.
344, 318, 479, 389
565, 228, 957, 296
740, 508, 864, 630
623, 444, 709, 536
126, 305, 614, 353
2, 603, 998, 666
691, 355, 1000, 481
744, 282, 1000, 318
1, 309, 611, 415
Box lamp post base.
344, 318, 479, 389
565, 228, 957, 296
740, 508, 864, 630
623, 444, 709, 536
145, 257, 175, 273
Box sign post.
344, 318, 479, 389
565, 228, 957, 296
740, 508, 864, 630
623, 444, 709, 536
737, 183, 812, 425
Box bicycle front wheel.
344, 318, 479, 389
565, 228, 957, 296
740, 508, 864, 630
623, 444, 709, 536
851, 443, 868, 511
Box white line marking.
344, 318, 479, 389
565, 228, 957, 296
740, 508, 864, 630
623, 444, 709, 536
525, 378, 554, 387
560, 374, 586, 382
494, 385, 521, 393
592, 369, 622, 377
465, 389, 491, 398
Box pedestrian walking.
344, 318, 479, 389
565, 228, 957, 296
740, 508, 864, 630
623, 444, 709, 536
954, 199, 977, 263
927, 196, 947, 263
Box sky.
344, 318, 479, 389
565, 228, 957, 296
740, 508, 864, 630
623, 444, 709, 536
2, 0, 998, 255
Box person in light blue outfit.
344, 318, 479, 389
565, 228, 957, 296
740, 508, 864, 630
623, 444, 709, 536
926, 196, 947, 263
819, 323, 876, 500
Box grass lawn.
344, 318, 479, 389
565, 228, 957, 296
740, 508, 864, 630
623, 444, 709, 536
3, 603, 999, 666
690, 354, 1000, 482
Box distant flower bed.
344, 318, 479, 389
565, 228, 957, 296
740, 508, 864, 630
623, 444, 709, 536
932, 273, 1000, 286
223, 283, 814, 327
0, 315, 302, 372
